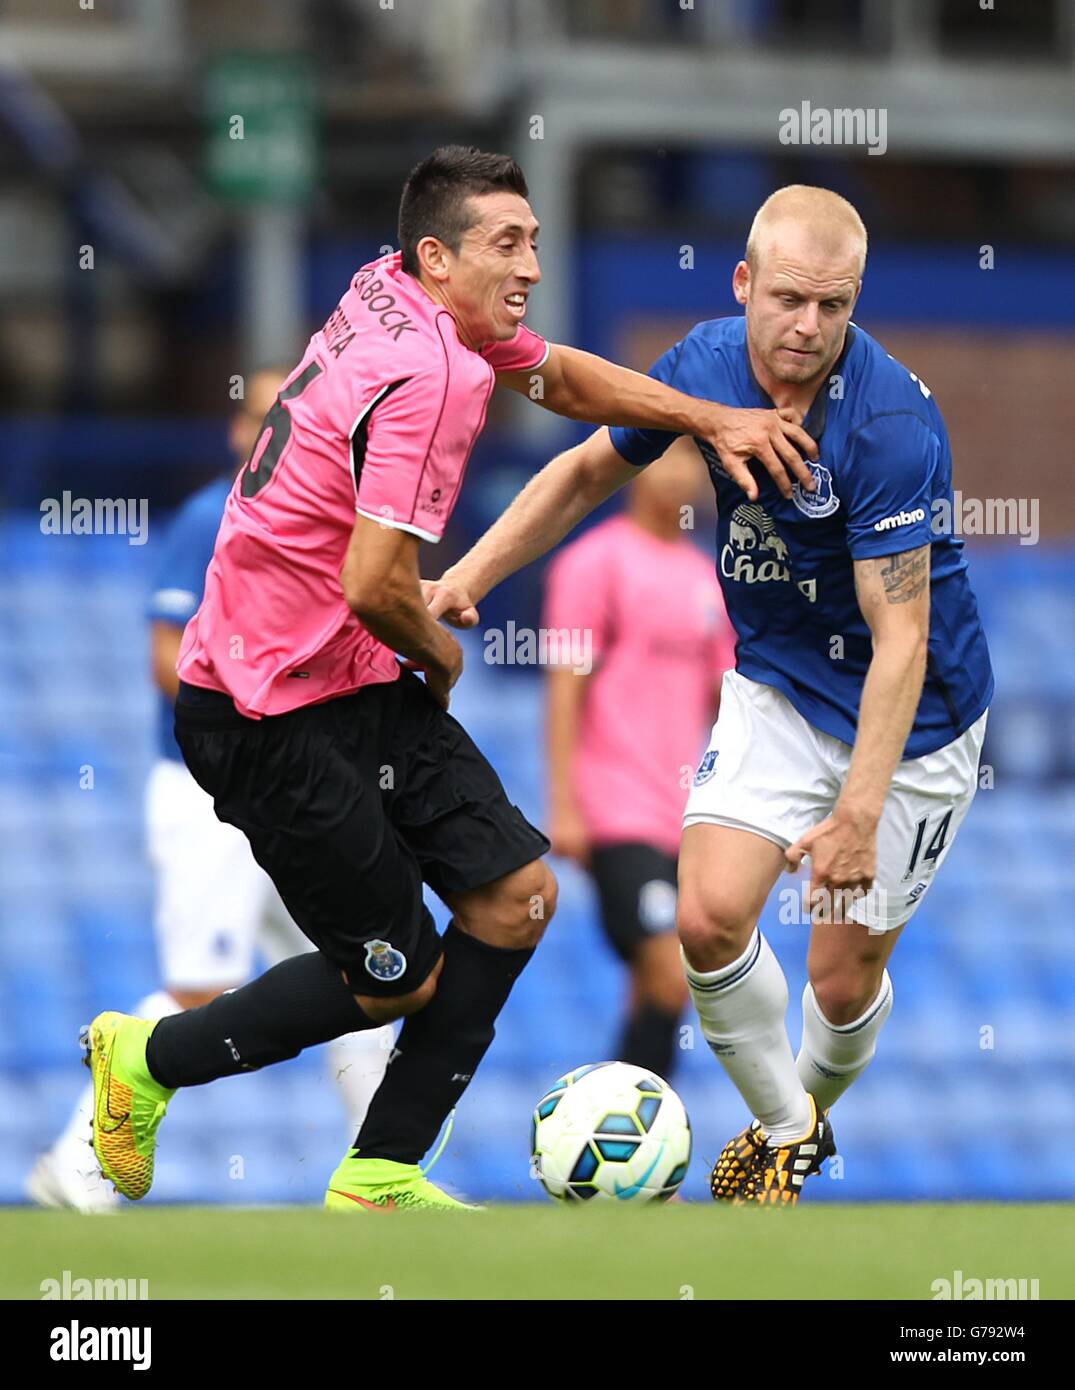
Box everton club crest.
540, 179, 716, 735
792, 458, 840, 518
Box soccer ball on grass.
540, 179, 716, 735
530, 1061, 691, 1203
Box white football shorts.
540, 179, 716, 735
683, 670, 988, 931
145, 758, 312, 990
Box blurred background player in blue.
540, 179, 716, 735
542, 441, 735, 1081
27, 370, 393, 1211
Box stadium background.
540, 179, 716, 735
1, 0, 1073, 1209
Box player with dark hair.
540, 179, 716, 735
426, 183, 994, 1207
84, 146, 817, 1211
30, 372, 393, 1212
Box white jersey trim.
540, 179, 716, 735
354, 506, 440, 544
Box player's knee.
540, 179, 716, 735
354, 967, 439, 1024
456, 859, 556, 950
503, 859, 556, 948
676, 890, 755, 971
528, 860, 558, 932
810, 968, 877, 1027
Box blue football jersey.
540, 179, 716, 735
609, 317, 993, 758
146, 476, 231, 760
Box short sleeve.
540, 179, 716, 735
840, 413, 940, 559
480, 325, 550, 373
608, 339, 686, 467
353, 370, 453, 542
146, 495, 222, 626
542, 530, 614, 668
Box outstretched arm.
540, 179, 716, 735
497, 344, 817, 503
425, 427, 635, 628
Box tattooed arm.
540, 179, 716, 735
786, 544, 930, 895
842, 544, 930, 818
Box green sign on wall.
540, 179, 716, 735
205, 51, 317, 204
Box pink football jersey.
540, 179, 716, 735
542, 514, 736, 855
178, 251, 548, 717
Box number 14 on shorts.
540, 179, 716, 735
902, 808, 953, 883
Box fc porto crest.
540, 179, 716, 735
364, 939, 407, 982
792, 458, 840, 518
694, 749, 720, 785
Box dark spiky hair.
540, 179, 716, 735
398, 145, 529, 276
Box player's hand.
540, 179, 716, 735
548, 804, 591, 867
403, 632, 463, 710
422, 572, 481, 630
699, 404, 818, 502
785, 803, 877, 917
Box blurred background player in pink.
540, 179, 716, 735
542, 439, 735, 1081
27, 371, 393, 1212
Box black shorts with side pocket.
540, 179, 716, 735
174, 669, 550, 996
589, 842, 679, 963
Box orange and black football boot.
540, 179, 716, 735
710, 1117, 766, 1200
711, 1095, 836, 1206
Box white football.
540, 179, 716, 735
530, 1061, 692, 1203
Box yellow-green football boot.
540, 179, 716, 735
325, 1154, 479, 1212
83, 1012, 174, 1200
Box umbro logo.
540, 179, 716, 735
873, 507, 926, 532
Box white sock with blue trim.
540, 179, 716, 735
796, 972, 893, 1110
683, 929, 812, 1144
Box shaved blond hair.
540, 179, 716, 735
746, 185, 868, 279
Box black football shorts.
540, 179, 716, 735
174, 669, 549, 996
588, 842, 679, 963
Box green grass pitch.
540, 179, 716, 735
1, 1204, 1071, 1300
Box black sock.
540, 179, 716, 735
353, 923, 534, 1165
618, 1002, 683, 1081
145, 952, 377, 1089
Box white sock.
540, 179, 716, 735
327, 1026, 395, 1135
47, 990, 182, 1185
796, 972, 893, 1110
684, 930, 812, 1144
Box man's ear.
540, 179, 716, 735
416, 235, 450, 283
732, 259, 750, 307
